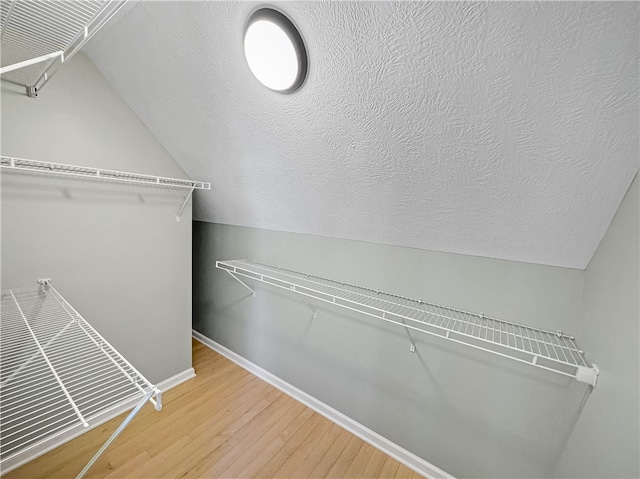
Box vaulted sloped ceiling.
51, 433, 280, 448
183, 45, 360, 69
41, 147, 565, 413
84, 1, 638, 269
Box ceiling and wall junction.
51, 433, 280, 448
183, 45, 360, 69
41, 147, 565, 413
85, 1, 639, 269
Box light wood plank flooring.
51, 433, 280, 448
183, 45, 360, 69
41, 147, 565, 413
4, 339, 424, 479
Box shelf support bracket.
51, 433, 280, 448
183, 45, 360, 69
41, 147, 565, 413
400, 318, 417, 353
226, 270, 255, 297
176, 187, 194, 222
292, 287, 316, 318
76, 390, 154, 479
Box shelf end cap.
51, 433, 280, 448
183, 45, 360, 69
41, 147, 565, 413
576, 364, 599, 387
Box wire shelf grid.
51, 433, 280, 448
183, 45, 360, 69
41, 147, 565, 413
217, 259, 599, 386
0, 156, 211, 190
0, 281, 160, 472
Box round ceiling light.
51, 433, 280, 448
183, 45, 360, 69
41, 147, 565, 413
244, 8, 307, 93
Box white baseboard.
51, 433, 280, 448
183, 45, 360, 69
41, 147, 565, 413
192, 329, 455, 479
157, 367, 196, 392
0, 367, 195, 475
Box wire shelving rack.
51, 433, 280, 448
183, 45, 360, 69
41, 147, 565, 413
217, 259, 599, 387
0, 280, 162, 478
1, 156, 211, 221
0, 0, 129, 97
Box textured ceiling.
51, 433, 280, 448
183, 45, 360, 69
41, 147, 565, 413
84, 1, 638, 269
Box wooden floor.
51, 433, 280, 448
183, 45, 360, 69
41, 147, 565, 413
4, 339, 424, 479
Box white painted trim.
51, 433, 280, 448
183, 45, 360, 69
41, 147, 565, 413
192, 329, 455, 479
0, 367, 195, 475
157, 367, 196, 392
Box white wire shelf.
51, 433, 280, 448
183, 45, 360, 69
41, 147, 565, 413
0, 156, 211, 221
1, 0, 128, 97
217, 260, 599, 387
0, 156, 210, 190
0, 280, 162, 478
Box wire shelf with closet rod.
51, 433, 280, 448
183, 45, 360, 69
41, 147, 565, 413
1, 0, 129, 97
217, 259, 599, 387
1, 279, 162, 478
0, 156, 211, 221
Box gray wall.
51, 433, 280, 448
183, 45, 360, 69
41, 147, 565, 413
193, 221, 588, 478
553, 176, 639, 478
1, 53, 193, 384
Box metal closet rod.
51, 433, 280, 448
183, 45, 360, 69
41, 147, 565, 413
216, 259, 599, 387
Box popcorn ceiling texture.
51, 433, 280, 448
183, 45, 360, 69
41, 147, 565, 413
85, 1, 639, 269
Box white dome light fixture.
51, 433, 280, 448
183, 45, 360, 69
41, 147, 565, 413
244, 8, 307, 93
